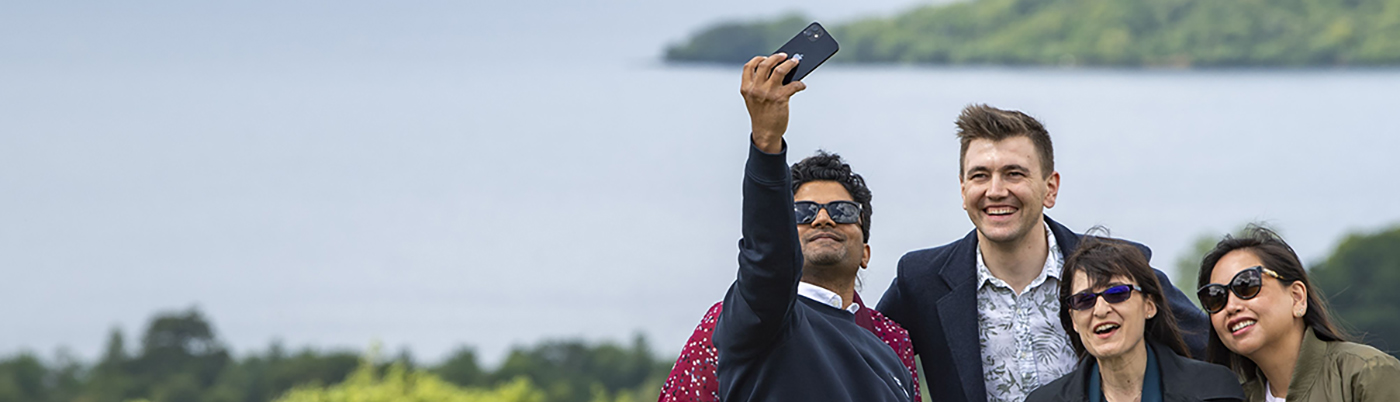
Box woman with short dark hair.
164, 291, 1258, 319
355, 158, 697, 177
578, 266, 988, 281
1028, 234, 1243, 402
1197, 226, 1400, 402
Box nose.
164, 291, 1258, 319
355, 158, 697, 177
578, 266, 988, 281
1092, 295, 1112, 317
810, 205, 836, 227
987, 174, 1009, 199
1222, 290, 1246, 315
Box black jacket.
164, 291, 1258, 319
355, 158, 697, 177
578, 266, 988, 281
1025, 341, 1245, 402
714, 143, 914, 402
876, 217, 1211, 402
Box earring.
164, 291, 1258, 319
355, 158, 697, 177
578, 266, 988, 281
1294, 309, 1305, 317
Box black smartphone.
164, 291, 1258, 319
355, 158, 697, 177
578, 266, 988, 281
773, 22, 839, 85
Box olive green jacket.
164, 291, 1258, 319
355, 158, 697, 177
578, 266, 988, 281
1242, 328, 1400, 402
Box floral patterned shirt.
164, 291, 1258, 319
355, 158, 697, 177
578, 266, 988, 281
975, 222, 1078, 402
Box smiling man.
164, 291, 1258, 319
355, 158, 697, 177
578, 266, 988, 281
712, 53, 914, 402
876, 105, 1210, 402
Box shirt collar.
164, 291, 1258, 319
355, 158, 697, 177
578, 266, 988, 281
797, 282, 859, 314
976, 220, 1065, 288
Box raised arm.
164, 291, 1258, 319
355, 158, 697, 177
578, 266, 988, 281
713, 53, 808, 359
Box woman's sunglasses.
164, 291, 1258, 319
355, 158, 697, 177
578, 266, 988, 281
1065, 284, 1142, 311
1196, 265, 1285, 314
794, 201, 862, 225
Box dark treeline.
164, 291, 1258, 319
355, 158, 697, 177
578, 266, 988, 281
0, 309, 669, 402
666, 0, 1400, 67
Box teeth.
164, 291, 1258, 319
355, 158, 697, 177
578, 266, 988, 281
1231, 320, 1256, 332
987, 207, 1015, 215
1094, 323, 1119, 333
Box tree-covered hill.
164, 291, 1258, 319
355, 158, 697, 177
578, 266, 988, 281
665, 0, 1400, 67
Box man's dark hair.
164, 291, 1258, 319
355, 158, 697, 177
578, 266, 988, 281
955, 104, 1055, 178
1197, 225, 1351, 375
791, 150, 873, 243
1059, 230, 1190, 359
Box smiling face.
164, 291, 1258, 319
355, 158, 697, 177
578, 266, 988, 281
960, 137, 1060, 245
1207, 249, 1308, 359
1069, 271, 1156, 360
794, 181, 869, 271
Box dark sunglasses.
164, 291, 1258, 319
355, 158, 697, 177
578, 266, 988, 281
1197, 265, 1285, 314
793, 201, 862, 225
1065, 284, 1142, 311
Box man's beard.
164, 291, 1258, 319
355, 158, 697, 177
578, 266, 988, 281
803, 245, 847, 267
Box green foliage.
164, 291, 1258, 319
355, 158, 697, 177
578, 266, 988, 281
0, 310, 670, 402
1311, 225, 1400, 356
667, 0, 1400, 66
474, 334, 667, 402
664, 13, 813, 63
274, 361, 543, 402
433, 347, 486, 387
1172, 232, 1220, 306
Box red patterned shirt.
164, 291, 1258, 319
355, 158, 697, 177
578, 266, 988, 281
658, 294, 920, 401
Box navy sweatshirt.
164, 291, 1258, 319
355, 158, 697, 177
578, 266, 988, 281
713, 142, 913, 402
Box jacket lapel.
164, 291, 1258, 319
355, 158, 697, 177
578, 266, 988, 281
938, 229, 986, 402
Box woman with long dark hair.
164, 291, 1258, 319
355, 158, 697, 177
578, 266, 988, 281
1197, 226, 1399, 401
1028, 234, 1243, 402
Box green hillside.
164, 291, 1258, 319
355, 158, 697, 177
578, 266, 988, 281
665, 0, 1400, 67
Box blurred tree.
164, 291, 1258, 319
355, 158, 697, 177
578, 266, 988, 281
130, 307, 231, 402
84, 327, 139, 402
48, 349, 85, 402
274, 359, 544, 402
490, 334, 669, 402
0, 353, 48, 402
1172, 232, 1220, 306
1, 311, 671, 402
664, 14, 812, 63
436, 347, 486, 387
667, 0, 1400, 67
1311, 225, 1400, 356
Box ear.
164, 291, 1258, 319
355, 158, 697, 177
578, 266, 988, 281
1043, 171, 1060, 209
860, 243, 871, 269
959, 172, 969, 210
1145, 297, 1158, 320
1290, 281, 1308, 317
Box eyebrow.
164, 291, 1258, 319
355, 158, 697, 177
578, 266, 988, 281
965, 164, 1030, 174
1076, 281, 1132, 293
1000, 164, 1030, 173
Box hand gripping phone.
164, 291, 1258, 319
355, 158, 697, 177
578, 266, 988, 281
773, 22, 840, 85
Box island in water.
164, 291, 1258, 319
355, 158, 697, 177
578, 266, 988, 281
665, 0, 1400, 67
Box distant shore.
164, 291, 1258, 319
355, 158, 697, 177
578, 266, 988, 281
665, 0, 1400, 68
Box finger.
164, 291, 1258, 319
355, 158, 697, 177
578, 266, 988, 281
767, 57, 801, 87
784, 80, 808, 97
756, 53, 788, 84
741, 56, 764, 90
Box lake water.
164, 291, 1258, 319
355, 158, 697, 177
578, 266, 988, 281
3, 1, 1400, 368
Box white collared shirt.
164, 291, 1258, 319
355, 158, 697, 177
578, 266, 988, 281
974, 221, 1078, 402
798, 282, 860, 314
1263, 380, 1286, 402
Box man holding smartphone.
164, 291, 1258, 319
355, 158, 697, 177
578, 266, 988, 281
713, 53, 913, 401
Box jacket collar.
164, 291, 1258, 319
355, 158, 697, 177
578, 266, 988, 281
942, 215, 1077, 288
1153, 341, 1243, 401
1051, 341, 1241, 401
939, 215, 1078, 402
1246, 327, 1326, 399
